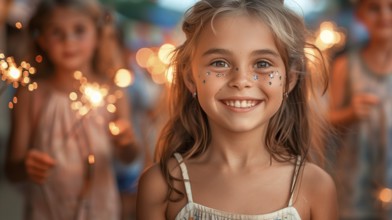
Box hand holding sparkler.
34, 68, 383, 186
109, 119, 139, 163
25, 149, 56, 184
69, 70, 139, 163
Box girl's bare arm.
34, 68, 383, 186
136, 164, 168, 220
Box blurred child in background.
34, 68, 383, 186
5, 0, 139, 219
328, 0, 392, 219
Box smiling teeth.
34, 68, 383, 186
225, 100, 256, 108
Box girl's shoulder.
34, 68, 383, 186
137, 158, 183, 219
301, 162, 336, 194
138, 158, 182, 194
298, 162, 338, 217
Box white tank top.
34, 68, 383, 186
174, 153, 302, 220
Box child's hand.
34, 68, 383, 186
25, 149, 56, 184
109, 119, 139, 163
350, 93, 380, 120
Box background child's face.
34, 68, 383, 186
357, 0, 392, 40
39, 7, 98, 72
190, 13, 286, 133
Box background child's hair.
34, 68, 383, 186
27, 0, 114, 79
155, 0, 329, 201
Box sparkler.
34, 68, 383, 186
0, 53, 38, 108
69, 70, 124, 117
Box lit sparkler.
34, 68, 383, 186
70, 71, 123, 116
0, 53, 38, 108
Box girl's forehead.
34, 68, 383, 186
196, 14, 276, 50
49, 6, 94, 20
45, 7, 96, 26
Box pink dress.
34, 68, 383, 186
25, 88, 120, 220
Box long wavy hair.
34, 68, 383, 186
155, 0, 329, 201
28, 0, 113, 78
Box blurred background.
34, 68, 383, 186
0, 0, 368, 219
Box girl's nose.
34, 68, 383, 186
227, 66, 252, 90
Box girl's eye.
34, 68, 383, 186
74, 25, 86, 37
49, 28, 65, 40
211, 60, 229, 68
254, 60, 272, 69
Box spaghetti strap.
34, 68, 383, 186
174, 153, 194, 203
288, 156, 301, 207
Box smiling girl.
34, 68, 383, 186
137, 0, 338, 219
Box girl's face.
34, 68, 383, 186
190, 13, 289, 134
357, 0, 392, 41
39, 7, 98, 72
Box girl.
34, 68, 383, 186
137, 0, 338, 219
329, 0, 392, 219
5, 0, 139, 219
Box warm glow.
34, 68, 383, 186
69, 92, 78, 101
84, 85, 104, 107
165, 65, 174, 84
107, 104, 116, 113
314, 21, 346, 51
147, 55, 166, 75
320, 29, 335, 45
109, 122, 120, 136
15, 22, 23, 29
158, 43, 175, 65
28, 84, 34, 91
151, 72, 167, 85
0, 55, 38, 108
114, 68, 133, 87
79, 106, 89, 116
35, 55, 43, 63
74, 71, 83, 80
136, 48, 154, 68
379, 188, 392, 203
1, 60, 8, 69
8, 66, 21, 80
23, 77, 30, 84
88, 154, 95, 164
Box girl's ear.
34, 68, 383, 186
287, 70, 298, 93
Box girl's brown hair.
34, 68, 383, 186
155, 0, 329, 201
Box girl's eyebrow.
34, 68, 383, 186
202, 48, 231, 57
251, 49, 280, 58
202, 48, 280, 58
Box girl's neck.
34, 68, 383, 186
204, 127, 271, 170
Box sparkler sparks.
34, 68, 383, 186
0, 54, 38, 108
70, 71, 123, 116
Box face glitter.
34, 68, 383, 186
216, 73, 226, 78
200, 69, 284, 87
